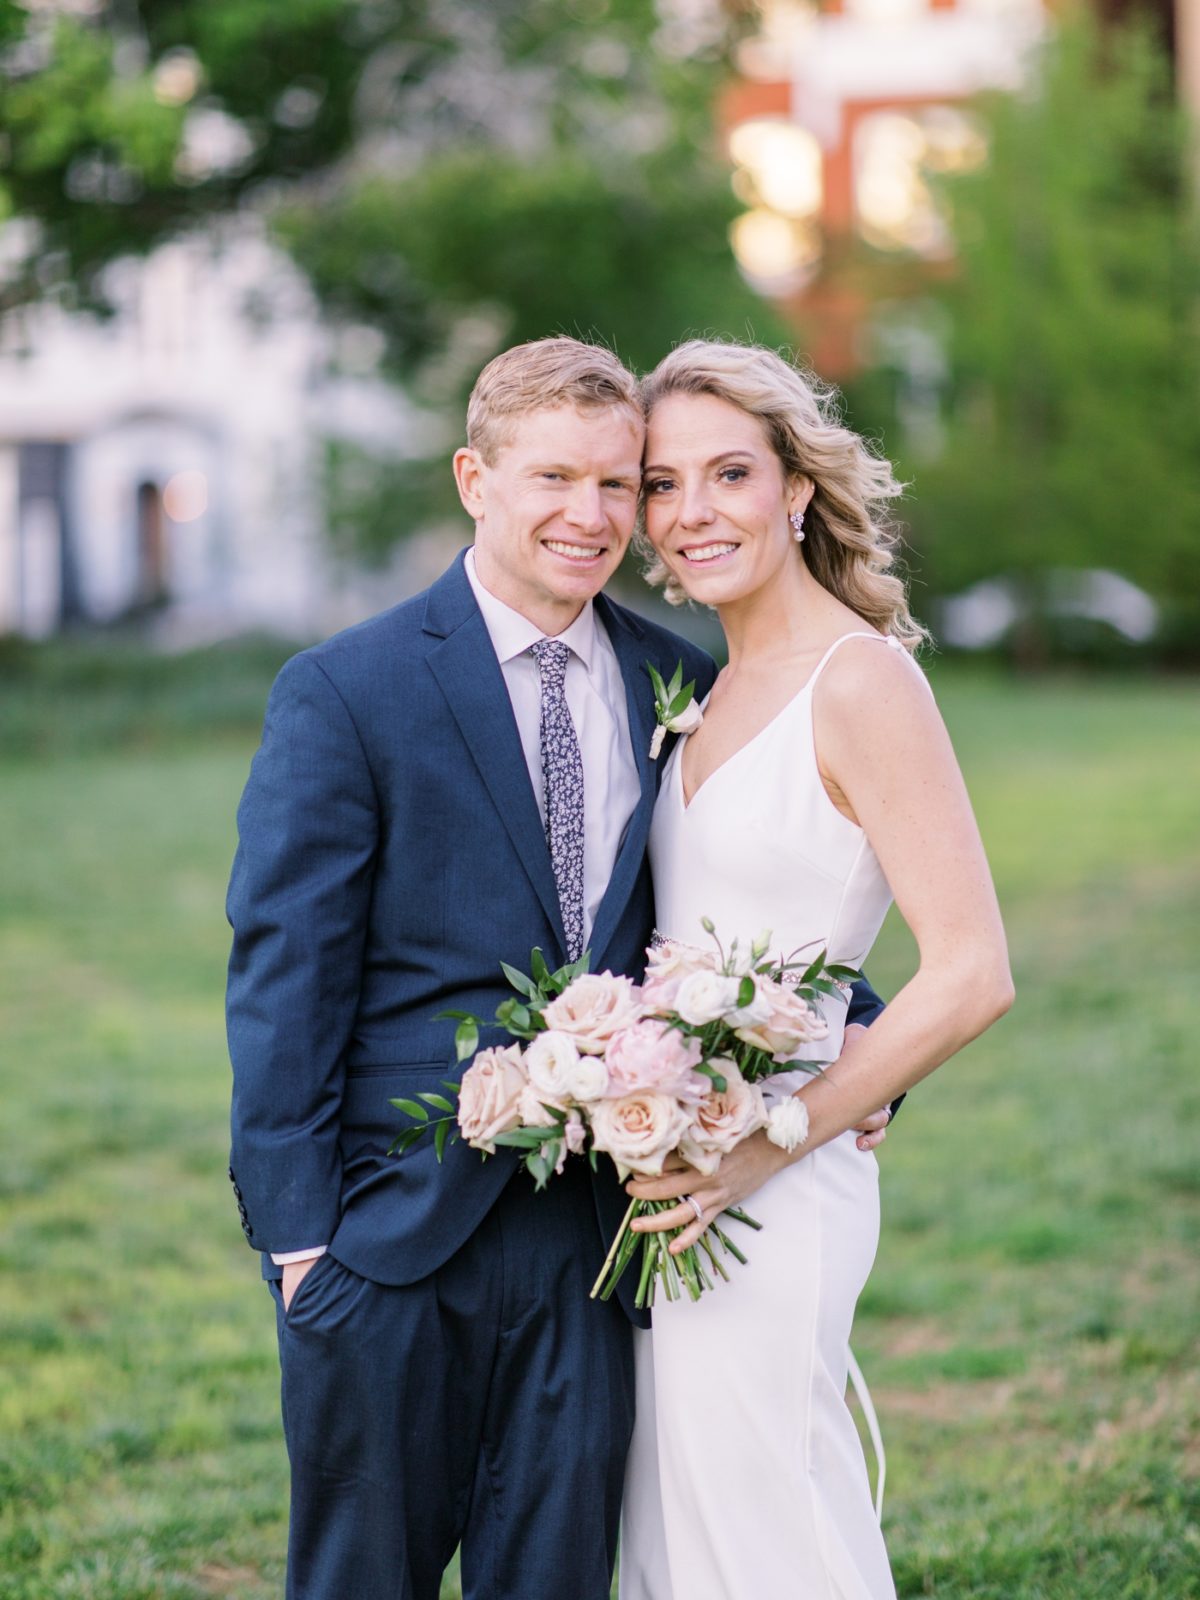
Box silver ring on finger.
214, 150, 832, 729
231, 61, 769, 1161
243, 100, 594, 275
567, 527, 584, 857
683, 1193, 704, 1226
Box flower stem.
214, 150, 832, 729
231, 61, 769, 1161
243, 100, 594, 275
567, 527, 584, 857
590, 1197, 638, 1300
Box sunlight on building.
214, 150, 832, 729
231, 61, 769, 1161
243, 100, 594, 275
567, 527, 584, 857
729, 118, 824, 218
730, 208, 822, 289
854, 107, 986, 253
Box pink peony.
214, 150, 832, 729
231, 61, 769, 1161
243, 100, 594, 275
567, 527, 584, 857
540, 972, 643, 1055
457, 1044, 528, 1153
605, 1019, 705, 1100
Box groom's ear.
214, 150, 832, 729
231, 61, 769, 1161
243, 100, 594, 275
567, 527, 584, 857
453, 447, 487, 522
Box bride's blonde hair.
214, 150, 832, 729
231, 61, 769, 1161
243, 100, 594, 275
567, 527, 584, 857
638, 340, 926, 651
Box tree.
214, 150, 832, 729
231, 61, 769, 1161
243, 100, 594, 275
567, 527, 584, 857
0, 1, 784, 557
850, 15, 1200, 660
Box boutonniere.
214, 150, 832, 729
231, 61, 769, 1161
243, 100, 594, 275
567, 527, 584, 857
646, 660, 702, 760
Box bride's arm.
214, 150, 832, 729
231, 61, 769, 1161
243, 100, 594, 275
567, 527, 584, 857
796, 640, 1014, 1141
629, 642, 1012, 1246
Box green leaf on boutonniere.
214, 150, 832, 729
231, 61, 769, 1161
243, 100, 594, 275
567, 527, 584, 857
418, 1092, 456, 1114
390, 1097, 429, 1121
433, 1119, 450, 1162
530, 947, 551, 989
666, 681, 696, 719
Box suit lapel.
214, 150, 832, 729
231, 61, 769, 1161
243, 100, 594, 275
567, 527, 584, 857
587, 595, 659, 967
423, 557, 567, 958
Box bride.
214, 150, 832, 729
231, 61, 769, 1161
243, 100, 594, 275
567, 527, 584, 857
618, 340, 1013, 1599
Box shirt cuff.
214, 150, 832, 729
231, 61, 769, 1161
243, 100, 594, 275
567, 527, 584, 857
270, 1246, 329, 1265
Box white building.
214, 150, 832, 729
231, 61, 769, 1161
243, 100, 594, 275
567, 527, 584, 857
0, 225, 429, 641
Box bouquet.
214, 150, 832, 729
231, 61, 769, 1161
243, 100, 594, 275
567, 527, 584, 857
391, 923, 860, 1309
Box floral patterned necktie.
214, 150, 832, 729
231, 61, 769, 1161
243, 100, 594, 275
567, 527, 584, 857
530, 639, 585, 963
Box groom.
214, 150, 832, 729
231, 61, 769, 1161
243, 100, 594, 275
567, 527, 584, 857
226, 337, 888, 1599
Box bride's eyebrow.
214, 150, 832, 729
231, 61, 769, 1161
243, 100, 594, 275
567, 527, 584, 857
642, 450, 757, 475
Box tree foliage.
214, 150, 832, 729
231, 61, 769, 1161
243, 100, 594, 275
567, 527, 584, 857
854, 15, 1200, 655
0, 0, 785, 555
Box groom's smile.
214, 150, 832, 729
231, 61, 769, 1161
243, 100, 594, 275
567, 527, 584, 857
454, 402, 644, 636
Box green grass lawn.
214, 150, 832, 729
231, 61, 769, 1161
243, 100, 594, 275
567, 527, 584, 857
1, 652, 1197, 1599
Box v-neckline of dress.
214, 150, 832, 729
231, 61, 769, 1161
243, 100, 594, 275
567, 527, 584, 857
677, 678, 811, 813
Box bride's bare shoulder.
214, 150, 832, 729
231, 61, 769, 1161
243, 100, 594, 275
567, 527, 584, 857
813, 632, 933, 716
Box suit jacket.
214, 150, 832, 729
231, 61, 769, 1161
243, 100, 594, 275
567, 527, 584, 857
226, 551, 885, 1325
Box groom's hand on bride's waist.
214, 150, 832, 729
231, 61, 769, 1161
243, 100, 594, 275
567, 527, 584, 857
842, 1023, 894, 1153
854, 1106, 891, 1153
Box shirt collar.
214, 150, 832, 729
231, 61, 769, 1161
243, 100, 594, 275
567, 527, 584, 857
465, 546, 597, 671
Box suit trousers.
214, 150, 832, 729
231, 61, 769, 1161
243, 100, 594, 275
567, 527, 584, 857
269, 1157, 635, 1600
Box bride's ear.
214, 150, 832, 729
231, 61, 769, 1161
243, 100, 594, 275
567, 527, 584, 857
787, 475, 816, 520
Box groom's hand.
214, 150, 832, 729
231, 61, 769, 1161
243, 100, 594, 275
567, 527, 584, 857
854, 1107, 891, 1152
281, 1257, 319, 1311
842, 1023, 891, 1152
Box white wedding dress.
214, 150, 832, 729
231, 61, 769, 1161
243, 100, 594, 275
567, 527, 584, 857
620, 632, 924, 1600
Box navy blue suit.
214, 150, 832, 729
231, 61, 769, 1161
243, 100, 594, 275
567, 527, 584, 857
227, 551, 885, 1598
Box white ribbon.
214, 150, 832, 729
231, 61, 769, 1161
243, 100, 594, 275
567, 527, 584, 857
846, 1345, 886, 1523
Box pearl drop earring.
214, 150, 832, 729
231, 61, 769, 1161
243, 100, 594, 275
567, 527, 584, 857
789, 511, 805, 542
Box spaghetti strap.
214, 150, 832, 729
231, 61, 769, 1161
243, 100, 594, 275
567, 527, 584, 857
806, 630, 932, 699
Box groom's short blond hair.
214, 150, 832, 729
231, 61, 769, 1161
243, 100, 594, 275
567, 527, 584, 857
467, 337, 641, 464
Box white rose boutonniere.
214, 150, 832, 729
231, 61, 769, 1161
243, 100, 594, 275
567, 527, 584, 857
647, 660, 702, 760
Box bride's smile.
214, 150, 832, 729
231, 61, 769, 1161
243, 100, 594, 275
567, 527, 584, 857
643, 390, 813, 607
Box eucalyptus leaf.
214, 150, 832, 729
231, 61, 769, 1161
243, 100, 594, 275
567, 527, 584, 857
492, 1128, 555, 1149
418, 1092, 456, 1114
800, 951, 828, 986
454, 1020, 479, 1062
499, 961, 540, 1000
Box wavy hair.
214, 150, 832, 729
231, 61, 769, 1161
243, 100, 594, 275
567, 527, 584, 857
637, 340, 926, 651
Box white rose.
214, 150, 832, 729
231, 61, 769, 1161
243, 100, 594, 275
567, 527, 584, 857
673, 970, 743, 1027
525, 1030, 583, 1104
666, 698, 703, 735
589, 1091, 692, 1179
766, 1096, 810, 1153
